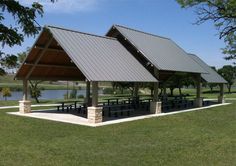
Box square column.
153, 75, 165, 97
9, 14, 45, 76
153, 67, 160, 102
19, 100, 31, 113
19, 79, 31, 113
150, 101, 162, 114
84, 81, 91, 106
87, 81, 102, 123
150, 67, 162, 114
87, 107, 102, 123
134, 83, 139, 98
195, 74, 202, 107
218, 84, 225, 103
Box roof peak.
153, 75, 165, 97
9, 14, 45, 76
113, 24, 171, 40
46, 25, 117, 41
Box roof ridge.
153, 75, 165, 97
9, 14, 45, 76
46, 25, 117, 41
113, 24, 171, 40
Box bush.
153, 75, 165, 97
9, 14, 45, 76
78, 94, 84, 98
69, 89, 77, 99
1, 87, 11, 100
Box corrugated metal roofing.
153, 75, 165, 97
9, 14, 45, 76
110, 25, 207, 74
189, 54, 227, 83
47, 26, 157, 82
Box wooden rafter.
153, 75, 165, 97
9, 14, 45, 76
34, 45, 65, 53
26, 37, 53, 79
24, 63, 77, 69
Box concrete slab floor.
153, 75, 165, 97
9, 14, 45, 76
7, 103, 231, 127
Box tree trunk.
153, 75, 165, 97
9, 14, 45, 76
210, 87, 213, 92
35, 97, 39, 103
159, 88, 163, 96
179, 87, 182, 95
170, 88, 174, 96
151, 89, 154, 97
228, 85, 231, 93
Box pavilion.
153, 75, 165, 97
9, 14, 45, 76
106, 25, 226, 107
15, 26, 157, 123
15, 25, 227, 124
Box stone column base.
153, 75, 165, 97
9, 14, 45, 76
87, 107, 102, 123
19, 100, 31, 113
194, 98, 203, 107
150, 101, 162, 114
218, 96, 225, 103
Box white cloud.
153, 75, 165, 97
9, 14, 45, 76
20, 0, 99, 13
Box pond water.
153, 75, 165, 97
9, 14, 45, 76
0, 89, 103, 101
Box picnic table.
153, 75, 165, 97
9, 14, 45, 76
102, 103, 134, 117
57, 100, 80, 112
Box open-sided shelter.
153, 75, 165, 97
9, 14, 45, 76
106, 25, 216, 107
15, 25, 158, 123
15, 24, 227, 124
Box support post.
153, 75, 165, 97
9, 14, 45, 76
92, 81, 98, 107
134, 83, 139, 98
87, 81, 102, 123
153, 82, 159, 102
218, 84, 225, 103
195, 74, 203, 107
85, 81, 91, 106
163, 83, 167, 101
19, 79, 31, 113
150, 68, 162, 114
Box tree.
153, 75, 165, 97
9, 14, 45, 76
0, 54, 18, 73
17, 49, 29, 64
218, 65, 236, 93
112, 82, 135, 96
166, 74, 194, 96
1, 87, 11, 100
0, 0, 54, 73
177, 0, 236, 62
29, 80, 43, 103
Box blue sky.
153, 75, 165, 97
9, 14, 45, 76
3, 0, 233, 68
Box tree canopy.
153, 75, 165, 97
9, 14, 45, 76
218, 65, 236, 93
177, 0, 236, 63
0, 0, 54, 74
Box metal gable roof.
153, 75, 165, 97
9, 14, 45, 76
189, 54, 227, 84
110, 25, 207, 74
47, 26, 157, 82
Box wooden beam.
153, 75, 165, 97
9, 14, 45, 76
26, 37, 53, 79
219, 84, 224, 97
196, 74, 202, 99
134, 83, 139, 98
24, 63, 77, 69
22, 79, 28, 100
92, 81, 98, 107
35, 45, 65, 53
85, 81, 91, 106
153, 67, 159, 102
17, 76, 85, 81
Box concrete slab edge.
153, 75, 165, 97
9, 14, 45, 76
7, 102, 231, 127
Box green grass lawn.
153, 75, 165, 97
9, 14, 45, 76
0, 101, 235, 165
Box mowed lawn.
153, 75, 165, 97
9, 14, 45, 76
0, 102, 235, 165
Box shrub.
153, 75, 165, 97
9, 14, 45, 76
1, 87, 11, 101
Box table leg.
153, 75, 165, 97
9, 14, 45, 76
62, 103, 64, 112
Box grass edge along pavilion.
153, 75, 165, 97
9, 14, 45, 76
15, 25, 227, 124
